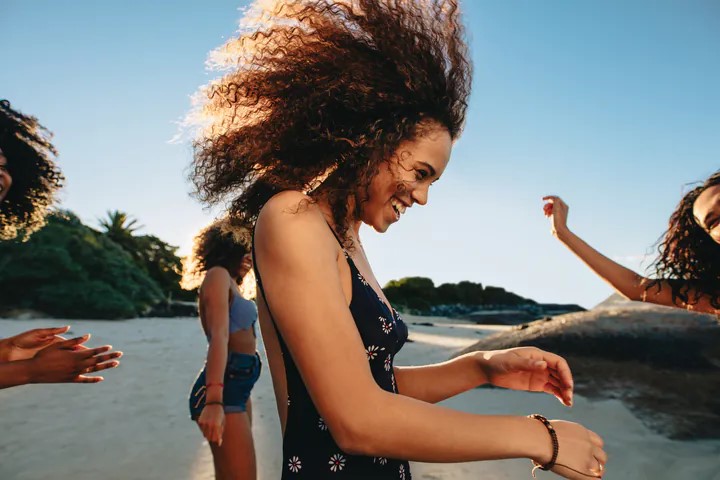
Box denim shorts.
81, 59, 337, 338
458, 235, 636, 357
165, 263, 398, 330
189, 351, 262, 419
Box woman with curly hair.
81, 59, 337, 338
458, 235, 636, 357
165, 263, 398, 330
183, 217, 261, 479
544, 170, 720, 317
190, 1, 606, 479
0, 100, 64, 240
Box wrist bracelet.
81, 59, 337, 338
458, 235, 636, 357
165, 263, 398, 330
206, 382, 224, 388
205, 401, 224, 407
528, 414, 559, 477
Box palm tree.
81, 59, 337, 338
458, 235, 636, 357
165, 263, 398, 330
98, 210, 143, 255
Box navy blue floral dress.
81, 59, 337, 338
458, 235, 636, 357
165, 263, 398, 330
254, 242, 411, 479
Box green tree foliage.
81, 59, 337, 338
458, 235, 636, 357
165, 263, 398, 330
0, 211, 163, 318
383, 276, 533, 312
98, 211, 195, 302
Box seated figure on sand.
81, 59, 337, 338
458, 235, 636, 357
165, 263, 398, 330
187, 1, 606, 478
544, 170, 720, 318
183, 217, 261, 480
0, 101, 122, 389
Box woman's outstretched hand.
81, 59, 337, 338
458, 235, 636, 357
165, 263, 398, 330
543, 195, 570, 238
30, 335, 122, 383
477, 347, 574, 406
547, 420, 607, 479
0, 326, 71, 362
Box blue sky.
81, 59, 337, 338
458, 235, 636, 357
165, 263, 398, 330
2, 0, 718, 308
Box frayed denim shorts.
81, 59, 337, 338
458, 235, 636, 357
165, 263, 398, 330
189, 351, 262, 419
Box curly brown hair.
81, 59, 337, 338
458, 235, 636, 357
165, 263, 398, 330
0, 100, 64, 240
189, 0, 471, 245
648, 170, 720, 309
181, 217, 252, 290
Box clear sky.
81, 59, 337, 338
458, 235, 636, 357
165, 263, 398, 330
2, 0, 718, 308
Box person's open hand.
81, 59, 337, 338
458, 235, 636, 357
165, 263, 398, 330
29, 334, 122, 383
0, 326, 70, 362
476, 347, 574, 406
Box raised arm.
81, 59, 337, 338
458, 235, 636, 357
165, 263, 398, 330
255, 191, 603, 479
543, 195, 718, 315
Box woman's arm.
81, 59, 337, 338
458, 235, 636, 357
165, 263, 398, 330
395, 348, 574, 406
255, 192, 602, 477
544, 195, 718, 315
196, 268, 232, 445
199, 268, 231, 400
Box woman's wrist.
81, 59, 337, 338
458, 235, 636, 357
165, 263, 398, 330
0, 337, 13, 363
471, 351, 491, 386
554, 225, 572, 243
523, 416, 555, 465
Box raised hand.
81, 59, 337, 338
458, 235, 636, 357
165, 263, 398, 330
542, 195, 570, 238
0, 326, 71, 362
478, 347, 574, 406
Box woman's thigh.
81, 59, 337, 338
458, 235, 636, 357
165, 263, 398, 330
209, 411, 256, 480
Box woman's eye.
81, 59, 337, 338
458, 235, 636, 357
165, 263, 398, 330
415, 169, 428, 181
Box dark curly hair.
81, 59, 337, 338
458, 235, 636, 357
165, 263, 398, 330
181, 216, 253, 290
0, 100, 64, 240
189, 0, 472, 245
648, 170, 720, 310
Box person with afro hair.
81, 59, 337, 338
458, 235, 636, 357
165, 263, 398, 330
0, 99, 63, 240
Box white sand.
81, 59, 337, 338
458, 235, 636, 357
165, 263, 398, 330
1, 316, 718, 480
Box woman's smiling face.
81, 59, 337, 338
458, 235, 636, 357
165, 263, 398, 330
0, 153, 12, 203
360, 125, 452, 233
693, 184, 720, 244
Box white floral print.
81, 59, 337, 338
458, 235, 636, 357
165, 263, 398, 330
399, 464, 406, 479
380, 315, 393, 334
357, 272, 369, 286
365, 345, 385, 360
384, 353, 392, 372
329, 453, 346, 472
374, 457, 388, 465
288, 456, 302, 473
318, 416, 328, 431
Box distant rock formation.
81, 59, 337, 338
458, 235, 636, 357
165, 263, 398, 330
457, 295, 720, 439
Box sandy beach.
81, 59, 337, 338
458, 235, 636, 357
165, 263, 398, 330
1, 316, 718, 480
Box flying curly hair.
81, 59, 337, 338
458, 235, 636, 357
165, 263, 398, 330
0, 100, 64, 240
181, 216, 254, 291
648, 170, 720, 310
189, 0, 472, 245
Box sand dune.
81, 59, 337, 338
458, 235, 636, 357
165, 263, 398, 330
1, 316, 719, 480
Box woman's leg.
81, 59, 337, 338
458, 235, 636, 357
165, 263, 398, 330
208, 410, 256, 480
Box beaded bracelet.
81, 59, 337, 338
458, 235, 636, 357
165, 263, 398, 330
528, 414, 559, 477
206, 382, 224, 389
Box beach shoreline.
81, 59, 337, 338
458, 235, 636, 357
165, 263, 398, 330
1, 316, 718, 480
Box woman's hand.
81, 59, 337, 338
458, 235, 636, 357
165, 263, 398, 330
198, 403, 226, 446
543, 195, 570, 239
477, 347, 574, 406
29, 335, 122, 383
546, 420, 607, 479
0, 326, 70, 362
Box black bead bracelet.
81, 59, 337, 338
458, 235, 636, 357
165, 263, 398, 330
528, 414, 559, 477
